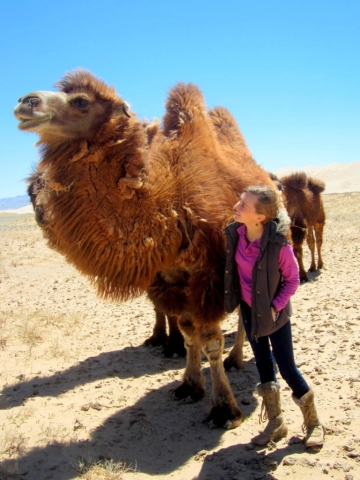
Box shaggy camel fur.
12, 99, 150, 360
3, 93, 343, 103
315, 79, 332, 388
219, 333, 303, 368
15, 70, 276, 428
275, 172, 326, 282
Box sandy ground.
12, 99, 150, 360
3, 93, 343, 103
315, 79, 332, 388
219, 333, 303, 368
0, 192, 360, 480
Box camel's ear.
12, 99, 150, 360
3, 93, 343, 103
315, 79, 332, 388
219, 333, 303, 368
122, 102, 131, 117
114, 101, 131, 118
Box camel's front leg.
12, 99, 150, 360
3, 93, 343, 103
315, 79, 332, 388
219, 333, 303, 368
201, 325, 243, 429
173, 314, 205, 402
224, 309, 245, 371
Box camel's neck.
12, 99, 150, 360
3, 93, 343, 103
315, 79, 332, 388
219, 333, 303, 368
35, 120, 182, 300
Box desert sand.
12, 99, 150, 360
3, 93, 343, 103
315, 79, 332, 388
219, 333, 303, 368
0, 191, 360, 480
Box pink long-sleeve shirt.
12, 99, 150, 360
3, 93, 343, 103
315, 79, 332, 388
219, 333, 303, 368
235, 224, 299, 311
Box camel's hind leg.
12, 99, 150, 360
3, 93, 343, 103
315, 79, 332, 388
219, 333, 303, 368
173, 314, 205, 402
164, 315, 186, 358
291, 224, 308, 282
144, 308, 167, 348
314, 222, 324, 270
224, 309, 245, 371
306, 226, 317, 272
144, 310, 185, 358
292, 240, 308, 282
201, 324, 243, 429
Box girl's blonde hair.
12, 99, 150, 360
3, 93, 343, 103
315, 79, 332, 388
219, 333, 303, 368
244, 185, 280, 224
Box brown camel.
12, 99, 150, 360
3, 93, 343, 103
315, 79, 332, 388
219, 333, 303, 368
15, 70, 276, 428
275, 172, 326, 282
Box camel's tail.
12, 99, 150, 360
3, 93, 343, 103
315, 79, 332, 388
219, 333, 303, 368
163, 82, 206, 136
280, 171, 308, 191
307, 176, 326, 194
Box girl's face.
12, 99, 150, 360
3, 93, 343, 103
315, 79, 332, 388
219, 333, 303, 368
234, 192, 265, 226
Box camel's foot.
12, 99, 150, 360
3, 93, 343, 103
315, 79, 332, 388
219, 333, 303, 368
317, 261, 324, 270
300, 273, 309, 283
173, 381, 205, 402
163, 331, 186, 358
143, 333, 167, 348
224, 353, 243, 371
309, 264, 317, 273
205, 403, 243, 429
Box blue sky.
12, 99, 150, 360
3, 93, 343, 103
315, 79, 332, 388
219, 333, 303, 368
1, 0, 359, 198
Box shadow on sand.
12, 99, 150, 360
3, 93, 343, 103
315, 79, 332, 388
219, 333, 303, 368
194, 439, 316, 480
1, 341, 259, 479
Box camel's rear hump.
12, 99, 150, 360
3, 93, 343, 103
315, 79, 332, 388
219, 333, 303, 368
307, 177, 325, 194
208, 106, 248, 147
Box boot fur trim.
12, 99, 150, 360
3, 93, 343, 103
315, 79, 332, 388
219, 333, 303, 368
292, 387, 314, 407
256, 381, 281, 396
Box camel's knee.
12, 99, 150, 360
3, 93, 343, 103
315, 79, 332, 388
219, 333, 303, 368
202, 338, 223, 362
205, 338, 222, 353
178, 317, 195, 338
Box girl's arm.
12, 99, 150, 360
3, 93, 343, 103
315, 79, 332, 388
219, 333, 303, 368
272, 244, 300, 312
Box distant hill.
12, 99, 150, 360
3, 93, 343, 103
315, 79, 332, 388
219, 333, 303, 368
275, 160, 360, 194
0, 195, 30, 211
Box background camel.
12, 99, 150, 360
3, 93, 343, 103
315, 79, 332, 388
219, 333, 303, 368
277, 172, 326, 282
15, 70, 276, 428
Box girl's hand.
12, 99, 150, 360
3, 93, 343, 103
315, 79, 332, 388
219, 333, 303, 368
271, 305, 280, 322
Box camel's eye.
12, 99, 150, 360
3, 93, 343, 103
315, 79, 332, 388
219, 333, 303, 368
71, 96, 90, 109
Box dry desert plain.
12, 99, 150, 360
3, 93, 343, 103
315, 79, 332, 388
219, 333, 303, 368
0, 192, 360, 480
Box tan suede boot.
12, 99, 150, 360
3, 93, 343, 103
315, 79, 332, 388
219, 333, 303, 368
292, 387, 325, 448
251, 381, 288, 445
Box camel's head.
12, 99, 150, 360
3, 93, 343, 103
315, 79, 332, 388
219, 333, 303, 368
14, 69, 131, 142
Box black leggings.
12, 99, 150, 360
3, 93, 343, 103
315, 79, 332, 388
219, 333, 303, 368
240, 300, 309, 399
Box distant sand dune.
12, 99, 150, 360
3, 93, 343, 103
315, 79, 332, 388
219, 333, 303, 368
275, 160, 360, 194
0, 204, 33, 214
